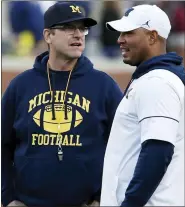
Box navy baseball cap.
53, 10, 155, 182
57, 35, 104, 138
44, 2, 97, 28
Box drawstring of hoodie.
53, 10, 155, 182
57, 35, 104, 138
47, 62, 74, 161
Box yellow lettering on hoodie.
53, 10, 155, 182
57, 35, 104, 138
69, 135, 76, 146
66, 92, 73, 104
56, 134, 63, 145
76, 135, 82, 146
50, 91, 53, 102
82, 97, 90, 113
50, 134, 56, 145
72, 94, 81, 107
54, 91, 60, 103
31, 134, 82, 146
28, 95, 37, 112
43, 134, 50, 145
43, 91, 51, 104
28, 91, 91, 113
62, 135, 69, 145
59, 91, 65, 103
32, 134, 38, 145
37, 93, 43, 106
38, 134, 44, 145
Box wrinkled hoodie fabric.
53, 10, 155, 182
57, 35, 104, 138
124, 52, 185, 96
2, 51, 123, 207
133, 52, 185, 84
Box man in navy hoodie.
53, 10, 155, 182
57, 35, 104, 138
101, 4, 185, 206
1, 2, 123, 207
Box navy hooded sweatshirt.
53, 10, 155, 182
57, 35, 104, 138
1, 52, 123, 207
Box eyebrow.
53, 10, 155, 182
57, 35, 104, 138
66, 22, 85, 27
121, 30, 135, 35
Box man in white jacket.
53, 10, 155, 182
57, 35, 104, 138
100, 4, 184, 206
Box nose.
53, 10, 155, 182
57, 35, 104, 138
117, 33, 126, 44
73, 28, 83, 37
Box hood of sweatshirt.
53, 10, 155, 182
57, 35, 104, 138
33, 51, 93, 77
132, 52, 185, 85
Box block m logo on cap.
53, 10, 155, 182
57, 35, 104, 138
70, 5, 81, 13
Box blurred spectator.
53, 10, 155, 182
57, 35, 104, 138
99, 1, 121, 58
154, 1, 185, 66
38, 1, 56, 13
2, 1, 185, 62
8, 1, 46, 56
168, 2, 185, 65
171, 2, 185, 32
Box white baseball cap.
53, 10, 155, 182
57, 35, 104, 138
106, 4, 171, 39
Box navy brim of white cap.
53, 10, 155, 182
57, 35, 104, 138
106, 17, 140, 32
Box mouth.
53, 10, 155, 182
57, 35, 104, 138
70, 42, 82, 48
121, 47, 130, 56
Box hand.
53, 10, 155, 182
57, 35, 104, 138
88, 200, 100, 207
7, 200, 27, 207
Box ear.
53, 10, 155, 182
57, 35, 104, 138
148, 30, 158, 45
43, 29, 52, 44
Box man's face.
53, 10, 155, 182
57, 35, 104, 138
47, 21, 87, 59
117, 28, 151, 66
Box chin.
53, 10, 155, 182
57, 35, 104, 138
71, 51, 83, 58
123, 58, 137, 66
123, 58, 132, 65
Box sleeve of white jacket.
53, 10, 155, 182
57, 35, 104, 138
135, 76, 183, 146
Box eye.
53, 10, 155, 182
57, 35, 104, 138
125, 31, 134, 35
120, 31, 135, 38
